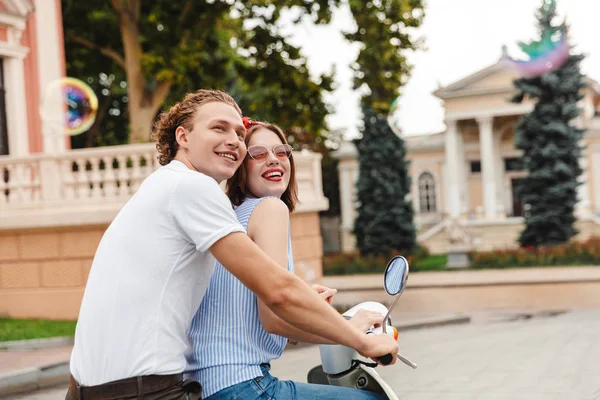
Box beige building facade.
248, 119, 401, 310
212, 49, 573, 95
336, 60, 600, 253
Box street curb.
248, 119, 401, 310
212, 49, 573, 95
395, 314, 471, 331
0, 336, 74, 352
0, 362, 69, 398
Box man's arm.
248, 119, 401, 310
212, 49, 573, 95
210, 231, 398, 362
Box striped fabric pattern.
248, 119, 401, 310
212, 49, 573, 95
184, 197, 294, 397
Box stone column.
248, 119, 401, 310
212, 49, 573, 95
477, 117, 497, 219
333, 142, 359, 253
4, 56, 29, 156
35, 0, 68, 154
457, 133, 469, 215
493, 129, 506, 217
573, 113, 591, 217
444, 119, 462, 218
576, 148, 591, 217
593, 150, 600, 213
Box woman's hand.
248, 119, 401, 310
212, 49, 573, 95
311, 284, 337, 305
348, 309, 384, 332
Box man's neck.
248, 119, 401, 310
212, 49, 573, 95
173, 154, 196, 172
172, 154, 221, 183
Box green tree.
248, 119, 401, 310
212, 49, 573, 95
511, 0, 585, 247
348, 0, 424, 256
354, 106, 416, 256
64, 13, 129, 148
62, 0, 339, 145
346, 0, 424, 114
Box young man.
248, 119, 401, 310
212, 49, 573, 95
66, 90, 398, 400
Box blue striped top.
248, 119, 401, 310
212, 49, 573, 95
184, 197, 294, 397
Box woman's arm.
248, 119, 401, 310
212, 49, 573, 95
249, 198, 382, 343
247, 198, 329, 343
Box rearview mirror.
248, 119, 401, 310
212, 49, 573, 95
384, 256, 409, 296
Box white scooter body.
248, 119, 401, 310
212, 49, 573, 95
306, 256, 415, 400
307, 301, 400, 400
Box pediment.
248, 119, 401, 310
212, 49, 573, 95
435, 59, 600, 101
434, 61, 519, 100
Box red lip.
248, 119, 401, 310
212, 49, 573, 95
262, 168, 284, 181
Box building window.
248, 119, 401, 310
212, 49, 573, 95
504, 157, 524, 171
470, 161, 481, 173
418, 172, 436, 213
0, 58, 8, 156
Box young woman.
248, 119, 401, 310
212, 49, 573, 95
186, 121, 386, 400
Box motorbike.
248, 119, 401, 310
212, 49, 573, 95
307, 256, 417, 400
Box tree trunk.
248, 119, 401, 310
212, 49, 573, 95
115, 2, 171, 143
128, 105, 156, 143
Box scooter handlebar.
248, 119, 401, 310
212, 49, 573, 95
377, 353, 394, 365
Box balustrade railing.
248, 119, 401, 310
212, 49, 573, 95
0, 143, 159, 207
0, 144, 328, 227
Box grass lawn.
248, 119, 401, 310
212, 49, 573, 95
413, 254, 448, 272
0, 318, 77, 342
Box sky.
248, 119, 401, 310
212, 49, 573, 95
283, 0, 600, 138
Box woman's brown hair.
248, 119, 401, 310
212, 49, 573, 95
227, 123, 298, 212
152, 89, 242, 166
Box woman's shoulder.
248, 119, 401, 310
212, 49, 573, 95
245, 197, 290, 233
253, 196, 289, 214
238, 196, 287, 210
235, 196, 287, 222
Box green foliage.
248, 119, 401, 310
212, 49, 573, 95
62, 0, 341, 147
323, 236, 600, 275
344, 1, 422, 257
68, 72, 130, 149
345, 0, 425, 114
511, 0, 585, 247
63, 2, 129, 148
353, 106, 416, 257
63, 1, 425, 147
470, 236, 600, 268
0, 318, 76, 341
322, 246, 445, 276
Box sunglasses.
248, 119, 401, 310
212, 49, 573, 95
247, 144, 293, 161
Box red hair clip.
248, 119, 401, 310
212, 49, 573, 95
242, 117, 264, 131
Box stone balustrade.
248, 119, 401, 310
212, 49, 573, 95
0, 144, 328, 229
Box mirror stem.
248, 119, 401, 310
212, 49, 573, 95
382, 294, 402, 334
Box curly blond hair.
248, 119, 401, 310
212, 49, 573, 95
152, 89, 242, 166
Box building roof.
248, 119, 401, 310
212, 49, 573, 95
434, 57, 600, 100
404, 132, 445, 152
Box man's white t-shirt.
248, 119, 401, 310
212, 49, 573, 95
70, 160, 244, 386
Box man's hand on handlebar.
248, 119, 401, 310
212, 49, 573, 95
358, 334, 398, 366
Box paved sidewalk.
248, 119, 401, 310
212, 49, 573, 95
8, 309, 600, 399
0, 347, 72, 375
271, 309, 600, 400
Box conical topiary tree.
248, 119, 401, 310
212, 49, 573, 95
353, 106, 416, 257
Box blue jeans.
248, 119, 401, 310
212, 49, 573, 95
205, 364, 386, 400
